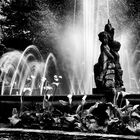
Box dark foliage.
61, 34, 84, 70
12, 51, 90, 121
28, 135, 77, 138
7, 97, 140, 136
0, 0, 53, 51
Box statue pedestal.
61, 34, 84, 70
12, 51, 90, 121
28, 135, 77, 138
92, 87, 125, 102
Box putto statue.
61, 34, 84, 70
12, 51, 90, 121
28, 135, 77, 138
94, 20, 124, 90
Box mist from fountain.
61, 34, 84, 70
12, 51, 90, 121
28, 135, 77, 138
55, 0, 99, 95
0, 45, 58, 96
119, 32, 140, 93
55, 0, 111, 95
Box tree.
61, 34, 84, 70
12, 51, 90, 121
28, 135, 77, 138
0, 0, 48, 51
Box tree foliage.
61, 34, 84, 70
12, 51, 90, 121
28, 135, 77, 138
0, 0, 56, 51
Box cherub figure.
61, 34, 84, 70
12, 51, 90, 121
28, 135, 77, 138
94, 31, 115, 88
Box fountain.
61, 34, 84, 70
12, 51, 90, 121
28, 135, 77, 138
0, 0, 107, 96
0, 0, 138, 108
0, 45, 58, 96
0, 0, 138, 111
0, 0, 140, 139
0, 0, 137, 97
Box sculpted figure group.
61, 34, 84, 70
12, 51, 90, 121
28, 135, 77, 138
94, 20, 124, 90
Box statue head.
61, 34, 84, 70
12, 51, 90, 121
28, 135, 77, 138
98, 32, 108, 45
104, 20, 113, 32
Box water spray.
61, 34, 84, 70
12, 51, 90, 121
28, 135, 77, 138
40, 53, 57, 96
47, 93, 52, 100
107, 0, 110, 20
73, 0, 77, 29
52, 82, 59, 87
67, 94, 73, 105
82, 94, 87, 105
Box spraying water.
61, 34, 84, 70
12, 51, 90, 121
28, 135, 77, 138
82, 0, 96, 94
56, 0, 110, 95
9, 45, 43, 95
40, 53, 57, 95
0, 45, 58, 96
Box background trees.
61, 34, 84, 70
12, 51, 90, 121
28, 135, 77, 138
0, 0, 58, 52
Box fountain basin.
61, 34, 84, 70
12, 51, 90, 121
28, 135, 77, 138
0, 93, 105, 122
0, 128, 140, 140
0, 87, 136, 122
